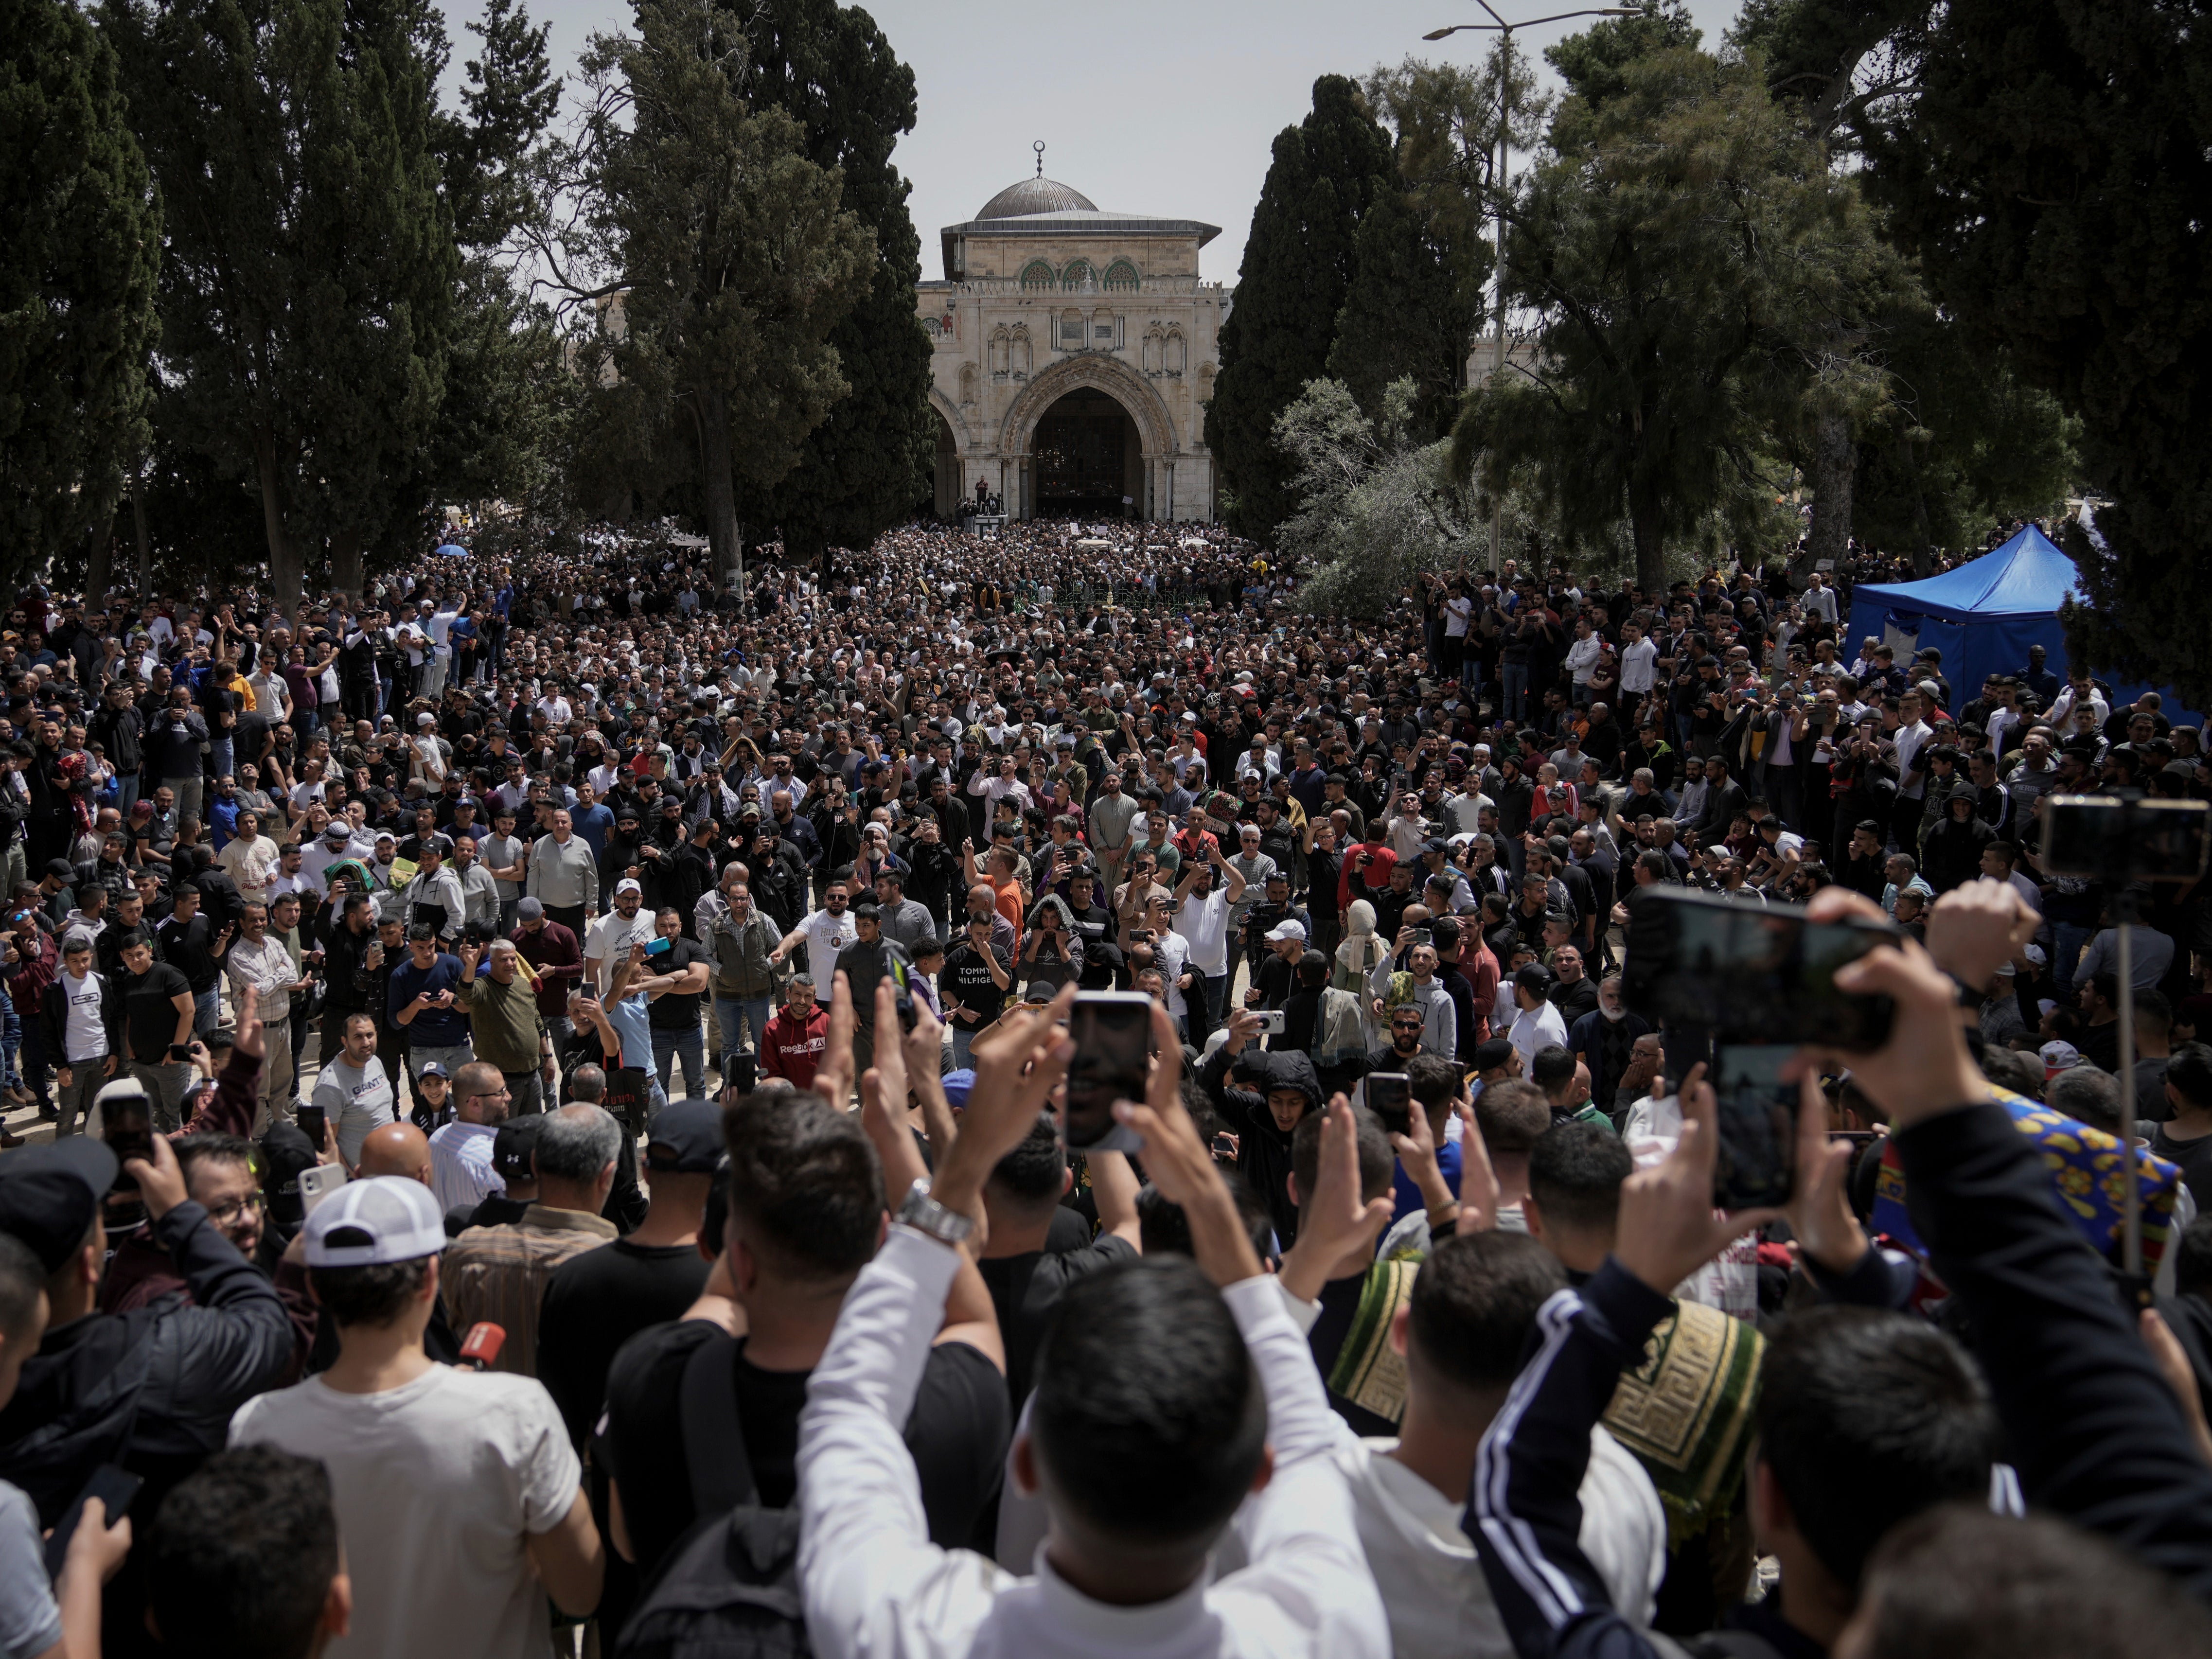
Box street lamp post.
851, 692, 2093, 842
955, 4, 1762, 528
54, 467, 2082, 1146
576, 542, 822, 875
1424, 3, 1639, 577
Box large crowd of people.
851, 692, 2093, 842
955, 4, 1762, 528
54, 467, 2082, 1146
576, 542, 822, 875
0, 513, 2207, 1659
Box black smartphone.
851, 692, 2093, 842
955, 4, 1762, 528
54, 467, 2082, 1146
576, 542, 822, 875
1062, 991, 1151, 1152
1710, 1044, 1801, 1211
297, 1104, 327, 1148
2042, 795, 2210, 882
1364, 1071, 1413, 1137
102, 1094, 154, 1193
43, 1464, 142, 1579
1620, 887, 1901, 1048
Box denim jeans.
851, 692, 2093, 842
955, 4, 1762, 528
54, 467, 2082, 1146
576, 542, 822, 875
951, 1027, 977, 1070
192, 985, 220, 1040
713, 995, 774, 1058
651, 1024, 706, 1100
1502, 663, 1529, 724
2051, 922, 2096, 998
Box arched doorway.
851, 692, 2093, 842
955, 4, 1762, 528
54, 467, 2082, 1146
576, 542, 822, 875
932, 407, 961, 518
1033, 388, 1142, 519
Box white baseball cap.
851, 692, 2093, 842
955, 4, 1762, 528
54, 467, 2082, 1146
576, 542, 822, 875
303, 1176, 444, 1268
616, 878, 643, 896
1264, 919, 1308, 943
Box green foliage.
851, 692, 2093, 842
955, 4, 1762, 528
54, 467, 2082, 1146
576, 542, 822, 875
1326, 187, 1470, 443
1858, 0, 2212, 703
106, 0, 459, 607
732, 0, 932, 561
0, 0, 159, 581
1544, 0, 1700, 110
1206, 75, 1394, 546
1275, 377, 1476, 617
576, 0, 873, 578
1448, 44, 1823, 590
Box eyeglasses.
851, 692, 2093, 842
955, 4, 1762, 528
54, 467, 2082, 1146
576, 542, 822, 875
204, 1191, 265, 1225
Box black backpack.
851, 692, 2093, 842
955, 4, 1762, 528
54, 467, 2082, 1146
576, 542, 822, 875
614, 1334, 810, 1659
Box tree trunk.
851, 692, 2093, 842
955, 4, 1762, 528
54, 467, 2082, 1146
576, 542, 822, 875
329, 527, 363, 600
1628, 473, 1667, 595
129, 467, 151, 594
694, 383, 743, 601
1802, 403, 1856, 582
1902, 435, 1937, 579
87, 524, 114, 611
254, 424, 301, 621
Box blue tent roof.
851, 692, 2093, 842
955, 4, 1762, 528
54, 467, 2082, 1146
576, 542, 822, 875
1848, 525, 2081, 622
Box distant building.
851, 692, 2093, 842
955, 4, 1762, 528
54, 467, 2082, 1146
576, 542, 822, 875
919, 156, 1228, 521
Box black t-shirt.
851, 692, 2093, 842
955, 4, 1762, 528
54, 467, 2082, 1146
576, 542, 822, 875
941, 941, 1010, 1027
976, 1233, 1139, 1411
120, 961, 192, 1060
2152, 1125, 2212, 1218
536, 1238, 711, 1448
601, 1320, 1008, 1579
156, 913, 221, 992
645, 938, 709, 1030
1309, 1271, 1399, 1439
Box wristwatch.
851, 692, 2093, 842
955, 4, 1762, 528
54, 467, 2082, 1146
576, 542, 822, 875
895, 1177, 975, 1248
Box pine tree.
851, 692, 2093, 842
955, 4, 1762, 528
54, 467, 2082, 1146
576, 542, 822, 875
1327, 184, 1473, 445
1206, 74, 1393, 544
734, 0, 932, 563
0, 0, 159, 583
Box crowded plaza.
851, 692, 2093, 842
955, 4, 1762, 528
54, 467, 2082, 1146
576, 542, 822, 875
0, 508, 2204, 1659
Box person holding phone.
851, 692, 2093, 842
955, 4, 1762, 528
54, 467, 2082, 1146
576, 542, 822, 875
42, 933, 120, 1138
114, 930, 196, 1131
389, 921, 472, 1095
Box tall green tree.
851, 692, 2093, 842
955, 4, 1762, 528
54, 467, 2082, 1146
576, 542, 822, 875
106, 0, 457, 612
1450, 43, 1843, 591
1327, 181, 1476, 446
575, 0, 873, 585
1206, 74, 1394, 545
1858, 0, 2212, 702
732, 0, 930, 562
1, 0, 159, 584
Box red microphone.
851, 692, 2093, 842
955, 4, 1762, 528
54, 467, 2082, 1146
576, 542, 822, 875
459, 1323, 507, 1371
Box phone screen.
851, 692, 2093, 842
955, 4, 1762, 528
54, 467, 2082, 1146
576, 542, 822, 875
1622, 889, 1898, 1048
1710, 1045, 1800, 1211
1063, 994, 1150, 1152
297, 1104, 327, 1148
103, 1097, 154, 1191
1364, 1072, 1413, 1137
646, 935, 672, 956
2042, 796, 2211, 882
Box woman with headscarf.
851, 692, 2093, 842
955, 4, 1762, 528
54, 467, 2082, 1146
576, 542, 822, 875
1333, 897, 1391, 1046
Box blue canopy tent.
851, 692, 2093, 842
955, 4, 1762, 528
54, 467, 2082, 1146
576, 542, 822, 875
435, 542, 470, 558
1844, 525, 2202, 727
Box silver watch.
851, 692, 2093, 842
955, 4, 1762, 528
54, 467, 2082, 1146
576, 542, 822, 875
896, 1177, 975, 1247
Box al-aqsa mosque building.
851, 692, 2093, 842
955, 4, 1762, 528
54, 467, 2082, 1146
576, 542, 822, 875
918, 145, 1230, 523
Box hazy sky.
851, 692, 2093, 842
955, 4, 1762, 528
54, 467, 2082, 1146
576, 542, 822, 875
458, 0, 1746, 283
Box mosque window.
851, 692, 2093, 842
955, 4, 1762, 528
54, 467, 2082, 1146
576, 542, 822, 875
1102, 260, 1139, 292
1062, 260, 1096, 291
1019, 260, 1056, 291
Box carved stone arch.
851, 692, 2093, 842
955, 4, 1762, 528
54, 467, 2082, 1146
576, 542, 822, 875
1163, 328, 1187, 375
999, 353, 1177, 462
1142, 324, 1164, 375
931, 384, 971, 447
1009, 324, 1032, 376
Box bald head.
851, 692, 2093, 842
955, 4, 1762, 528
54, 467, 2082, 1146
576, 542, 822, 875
355, 1122, 432, 1184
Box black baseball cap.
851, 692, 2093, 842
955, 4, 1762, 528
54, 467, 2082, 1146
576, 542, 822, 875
0, 1138, 116, 1271
1474, 1038, 1517, 1072
645, 1100, 723, 1174
492, 1118, 542, 1184
260, 1123, 319, 1228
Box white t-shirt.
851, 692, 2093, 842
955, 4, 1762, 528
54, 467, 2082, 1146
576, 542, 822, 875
312, 1058, 396, 1165
584, 909, 657, 994
796, 906, 858, 978
58, 969, 107, 1064
1508, 999, 1570, 1077
1618, 637, 1659, 693
1175, 888, 1235, 974
229, 1367, 579, 1659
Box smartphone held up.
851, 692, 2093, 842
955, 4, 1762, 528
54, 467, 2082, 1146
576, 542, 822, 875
1062, 991, 1151, 1154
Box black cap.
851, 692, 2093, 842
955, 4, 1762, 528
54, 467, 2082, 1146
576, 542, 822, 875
645, 1100, 723, 1174
492, 1118, 542, 1183
0, 1138, 115, 1272
260, 1123, 319, 1227
1474, 1038, 1516, 1071
44, 859, 73, 882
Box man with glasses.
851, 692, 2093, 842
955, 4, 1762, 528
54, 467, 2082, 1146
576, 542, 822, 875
583, 877, 654, 997
1369, 1006, 1433, 1075
767, 877, 856, 981
428, 1057, 513, 1214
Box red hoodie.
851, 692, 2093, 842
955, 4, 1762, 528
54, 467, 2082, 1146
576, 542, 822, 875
761, 1004, 831, 1091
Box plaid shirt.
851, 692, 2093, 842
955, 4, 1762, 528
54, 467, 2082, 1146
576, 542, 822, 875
441, 1206, 616, 1377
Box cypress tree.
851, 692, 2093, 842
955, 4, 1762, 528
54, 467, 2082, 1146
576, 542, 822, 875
0, 0, 159, 582
1206, 74, 1393, 544
735, 0, 933, 563
1327, 184, 1474, 444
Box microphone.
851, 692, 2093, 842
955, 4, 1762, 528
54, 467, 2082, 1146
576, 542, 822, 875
459, 1322, 507, 1371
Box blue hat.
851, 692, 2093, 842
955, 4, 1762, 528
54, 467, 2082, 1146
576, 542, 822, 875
941, 1070, 976, 1111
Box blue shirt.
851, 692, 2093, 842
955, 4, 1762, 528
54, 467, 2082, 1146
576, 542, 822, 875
605, 990, 652, 1071
1390, 1135, 1463, 1222
388, 952, 469, 1047
571, 802, 616, 861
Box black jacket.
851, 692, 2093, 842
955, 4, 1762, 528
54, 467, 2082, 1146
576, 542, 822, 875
39, 968, 125, 1066
1200, 1044, 1320, 1252
0, 1200, 293, 1526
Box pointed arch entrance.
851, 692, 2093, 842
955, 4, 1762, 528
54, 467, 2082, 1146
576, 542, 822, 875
999, 356, 1179, 521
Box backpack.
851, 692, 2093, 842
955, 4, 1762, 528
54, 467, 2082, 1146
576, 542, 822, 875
614, 1333, 810, 1659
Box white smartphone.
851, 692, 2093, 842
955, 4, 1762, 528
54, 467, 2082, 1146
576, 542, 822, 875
1256, 1009, 1287, 1036
300, 1164, 348, 1217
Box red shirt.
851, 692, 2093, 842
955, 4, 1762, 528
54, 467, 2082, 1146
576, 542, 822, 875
761, 1005, 830, 1091
1336, 842, 1398, 913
